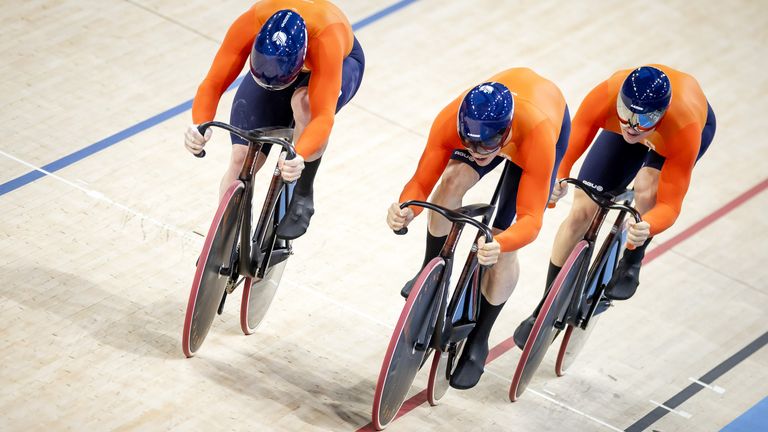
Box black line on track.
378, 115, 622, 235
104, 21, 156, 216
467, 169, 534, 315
624, 330, 768, 431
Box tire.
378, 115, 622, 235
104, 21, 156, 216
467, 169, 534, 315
240, 259, 287, 335
509, 241, 589, 401
554, 314, 601, 377
426, 339, 465, 406
182, 181, 245, 358
426, 264, 477, 406
372, 258, 445, 430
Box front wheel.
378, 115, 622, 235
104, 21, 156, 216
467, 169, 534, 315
509, 241, 589, 401
182, 181, 245, 358
372, 258, 445, 430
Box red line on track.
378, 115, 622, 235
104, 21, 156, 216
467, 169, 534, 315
356, 177, 768, 431
643, 177, 768, 263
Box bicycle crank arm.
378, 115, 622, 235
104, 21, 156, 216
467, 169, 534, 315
217, 291, 228, 315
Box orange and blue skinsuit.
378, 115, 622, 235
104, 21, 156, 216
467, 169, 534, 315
191, 0, 360, 158
400, 68, 569, 252
560, 64, 716, 235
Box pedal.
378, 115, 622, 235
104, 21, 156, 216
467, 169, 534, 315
553, 320, 566, 331
217, 291, 228, 315
218, 266, 232, 277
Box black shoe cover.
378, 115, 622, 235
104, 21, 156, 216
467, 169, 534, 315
449, 337, 488, 390
513, 316, 536, 350
604, 258, 641, 300
276, 192, 314, 240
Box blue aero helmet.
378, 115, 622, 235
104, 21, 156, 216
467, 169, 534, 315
250, 10, 307, 90
617, 66, 672, 131
457, 82, 514, 155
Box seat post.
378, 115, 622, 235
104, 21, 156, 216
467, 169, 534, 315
238, 143, 262, 181
585, 207, 608, 242
439, 223, 464, 259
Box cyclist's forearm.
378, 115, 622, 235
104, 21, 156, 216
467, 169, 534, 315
494, 215, 541, 252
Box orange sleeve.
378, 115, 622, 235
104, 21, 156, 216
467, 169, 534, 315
494, 124, 555, 252
642, 124, 700, 235
192, 10, 257, 124
398, 102, 459, 217
295, 26, 347, 158
556, 83, 609, 179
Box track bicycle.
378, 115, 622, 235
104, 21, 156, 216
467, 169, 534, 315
181, 121, 296, 358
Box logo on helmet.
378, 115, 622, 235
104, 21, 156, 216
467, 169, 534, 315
479, 85, 495, 94
272, 31, 288, 46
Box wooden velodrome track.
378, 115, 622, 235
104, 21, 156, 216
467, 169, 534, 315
1, 1, 766, 431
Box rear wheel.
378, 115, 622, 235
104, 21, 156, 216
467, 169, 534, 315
372, 258, 445, 430
240, 196, 290, 335
509, 241, 589, 401
426, 264, 477, 406
555, 235, 621, 376
240, 259, 288, 335
182, 181, 244, 358
426, 339, 465, 406
555, 313, 602, 377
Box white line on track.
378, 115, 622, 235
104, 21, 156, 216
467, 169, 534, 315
0, 149, 394, 331
688, 377, 726, 394
649, 400, 693, 419
282, 279, 394, 330
0, 149, 200, 243
483, 368, 624, 432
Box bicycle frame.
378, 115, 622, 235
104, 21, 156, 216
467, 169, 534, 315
558, 184, 638, 330
196, 122, 295, 281
402, 162, 508, 353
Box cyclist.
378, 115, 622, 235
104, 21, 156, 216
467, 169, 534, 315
386, 68, 570, 389
184, 0, 365, 240
514, 65, 716, 348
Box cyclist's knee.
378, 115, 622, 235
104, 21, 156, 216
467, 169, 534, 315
433, 164, 476, 202
229, 145, 248, 169
566, 202, 595, 230
563, 195, 597, 233
291, 87, 311, 127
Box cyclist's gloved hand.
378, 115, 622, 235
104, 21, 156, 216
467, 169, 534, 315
626, 220, 650, 249
476, 237, 501, 266
278, 153, 305, 182
548, 180, 569, 208
185, 124, 211, 156
386, 202, 414, 231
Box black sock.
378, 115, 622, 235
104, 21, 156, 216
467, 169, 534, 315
533, 261, 562, 317
622, 237, 653, 265
295, 157, 321, 196
544, 261, 562, 292
471, 294, 506, 346
422, 231, 448, 268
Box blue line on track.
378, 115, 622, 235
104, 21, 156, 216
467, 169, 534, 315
0, 0, 418, 197
721, 397, 768, 432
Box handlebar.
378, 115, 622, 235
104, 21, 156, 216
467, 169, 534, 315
560, 178, 642, 223
193, 121, 296, 160
394, 200, 494, 242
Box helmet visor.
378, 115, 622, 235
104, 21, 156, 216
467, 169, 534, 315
460, 134, 505, 156
458, 117, 510, 156
616, 96, 665, 131
250, 51, 303, 91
